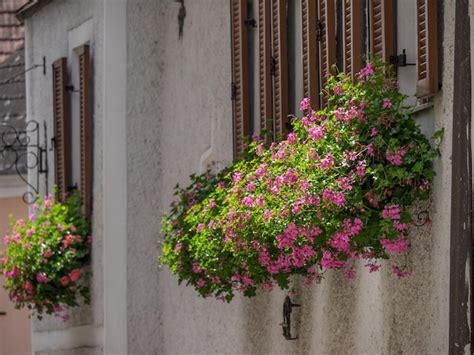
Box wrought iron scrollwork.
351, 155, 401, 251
0, 120, 48, 204
414, 210, 430, 227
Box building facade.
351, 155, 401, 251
13, 0, 473, 354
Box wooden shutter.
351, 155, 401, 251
271, 0, 289, 140
317, 0, 336, 106
52, 58, 70, 201
259, 0, 274, 142
416, 0, 437, 97
78, 45, 93, 218
369, 0, 395, 62
301, 0, 320, 109
231, 0, 250, 158
342, 0, 363, 81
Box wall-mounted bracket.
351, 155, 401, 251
390, 49, 416, 67
281, 295, 300, 340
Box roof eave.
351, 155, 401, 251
15, 0, 52, 23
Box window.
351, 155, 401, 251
230, 0, 437, 156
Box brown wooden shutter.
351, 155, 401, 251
369, 0, 395, 62
231, 0, 250, 158
259, 0, 273, 142
301, 0, 320, 109
78, 45, 93, 218
271, 0, 289, 140
416, 0, 437, 98
52, 58, 70, 201
342, 0, 363, 81
318, 0, 336, 106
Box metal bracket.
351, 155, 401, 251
281, 295, 300, 340
316, 20, 322, 42
245, 18, 257, 28
0, 120, 49, 204
389, 49, 416, 67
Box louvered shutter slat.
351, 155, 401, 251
52, 58, 71, 201
318, 0, 336, 107
342, 0, 363, 81
271, 0, 289, 140
259, 0, 273, 141
231, 0, 250, 158
369, 0, 394, 62
416, 0, 437, 97
78, 45, 93, 218
301, 0, 320, 109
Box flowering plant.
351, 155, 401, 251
0, 191, 92, 320
160, 59, 442, 302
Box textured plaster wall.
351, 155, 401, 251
127, 1, 454, 355
24, 0, 103, 353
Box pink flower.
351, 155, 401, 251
242, 195, 255, 207
367, 143, 374, 157
287, 132, 297, 144
26, 227, 35, 238
247, 182, 256, 192
365, 262, 381, 273
36, 273, 49, 283
381, 236, 409, 254
262, 281, 274, 291
174, 242, 182, 252
255, 164, 267, 179
196, 278, 206, 288
355, 160, 366, 178
44, 194, 52, 209
345, 267, 356, 281
24, 282, 33, 292
68, 268, 81, 282
386, 147, 407, 166
192, 263, 202, 274
209, 199, 216, 208
196, 223, 205, 232
334, 85, 343, 96
359, 63, 374, 79
383, 98, 392, 109
321, 250, 346, 269
60, 276, 70, 286
382, 204, 401, 220
320, 154, 334, 170
242, 275, 253, 286
308, 126, 324, 141
392, 265, 411, 279
43, 250, 53, 258
256, 195, 264, 207
262, 210, 272, 221
299, 97, 310, 111
370, 127, 378, 137
232, 172, 243, 183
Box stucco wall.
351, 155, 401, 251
126, 1, 454, 355
23, 0, 104, 353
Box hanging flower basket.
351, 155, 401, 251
0, 191, 92, 320
160, 59, 442, 302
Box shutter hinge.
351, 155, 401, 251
270, 56, 277, 76
244, 18, 257, 28
316, 20, 322, 42
231, 82, 237, 100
